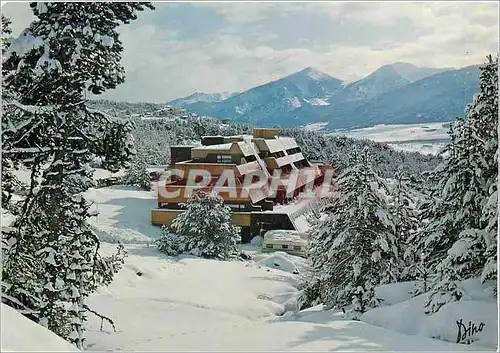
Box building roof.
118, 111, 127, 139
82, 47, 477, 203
192, 143, 233, 151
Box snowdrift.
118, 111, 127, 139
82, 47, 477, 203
361, 279, 497, 349
1, 303, 79, 352
253, 250, 309, 275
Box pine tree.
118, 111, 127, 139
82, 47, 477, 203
420, 55, 498, 313
156, 226, 181, 256
168, 190, 240, 260
123, 150, 151, 190
1, 3, 153, 348
1, 13, 20, 213
387, 168, 419, 282
297, 213, 326, 309
309, 148, 399, 318
1, 13, 12, 52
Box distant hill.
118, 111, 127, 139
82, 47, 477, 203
390, 62, 452, 82
328, 64, 412, 105
166, 62, 480, 130
167, 91, 237, 108
322, 64, 480, 129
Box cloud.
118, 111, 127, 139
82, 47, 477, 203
2, 2, 498, 103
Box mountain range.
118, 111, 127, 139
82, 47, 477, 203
166, 62, 480, 130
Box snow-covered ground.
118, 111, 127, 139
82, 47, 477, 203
328, 122, 452, 155
84, 184, 161, 244
361, 279, 497, 349
83, 186, 495, 351
387, 141, 448, 155
3, 184, 496, 351
330, 122, 451, 143
84, 242, 491, 351
303, 122, 329, 131
2, 303, 79, 352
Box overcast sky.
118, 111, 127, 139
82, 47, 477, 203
3, 1, 499, 103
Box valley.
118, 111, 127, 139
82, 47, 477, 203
326, 121, 452, 155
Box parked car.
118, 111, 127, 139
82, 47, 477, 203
261, 230, 308, 257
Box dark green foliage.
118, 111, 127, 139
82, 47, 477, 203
1, 2, 153, 348
159, 190, 240, 260
409, 56, 498, 313
309, 148, 399, 319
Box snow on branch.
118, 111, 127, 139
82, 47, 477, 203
83, 305, 117, 332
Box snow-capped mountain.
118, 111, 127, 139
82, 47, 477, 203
328, 64, 412, 104
328, 63, 453, 105
176, 63, 479, 129
176, 67, 343, 126
168, 91, 237, 108
391, 62, 452, 82
322, 64, 480, 129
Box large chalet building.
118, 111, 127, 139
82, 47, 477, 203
151, 128, 335, 242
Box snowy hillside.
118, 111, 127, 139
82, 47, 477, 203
83, 186, 497, 350
84, 184, 161, 244
328, 64, 411, 103
168, 91, 237, 108
84, 242, 493, 351
2, 303, 79, 352
175, 67, 343, 127
3, 180, 496, 351
323, 65, 480, 130
391, 62, 452, 82
361, 279, 497, 348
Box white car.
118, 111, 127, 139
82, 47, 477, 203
261, 230, 308, 257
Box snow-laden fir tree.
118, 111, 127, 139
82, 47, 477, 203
416, 55, 498, 313
296, 211, 326, 309
156, 226, 182, 256
308, 147, 399, 318
1, 3, 153, 348
387, 167, 420, 282
160, 190, 240, 260
1, 14, 18, 212
1, 13, 11, 52
123, 149, 152, 190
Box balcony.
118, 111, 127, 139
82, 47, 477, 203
264, 152, 306, 169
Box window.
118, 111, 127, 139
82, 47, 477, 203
271, 151, 285, 158
293, 246, 301, 251
282, 245, 289, 249
281, 164, 292, 174
286, 147, 301, 155
266, 244, 273, 249
226, 204, 246, 211
216, 155, 232, 163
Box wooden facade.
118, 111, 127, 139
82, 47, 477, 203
151, 129, 334, 242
